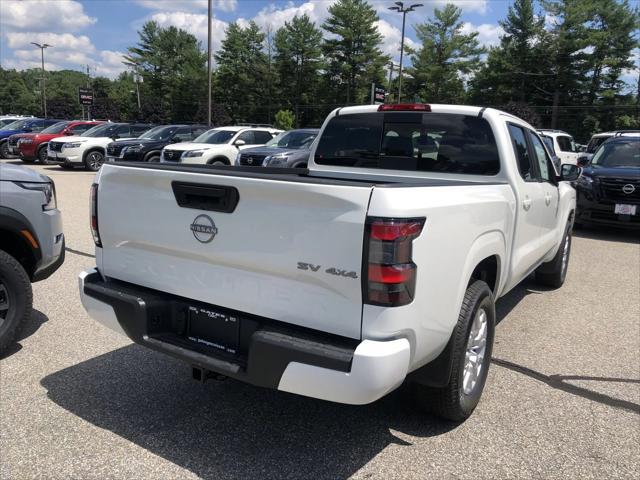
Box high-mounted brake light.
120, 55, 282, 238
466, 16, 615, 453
89, 183, 101, 247
378, 103, 431, 112
365, 217, 425, 307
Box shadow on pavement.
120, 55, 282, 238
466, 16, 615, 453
41, 344, 456, 479
573, 226, 640, 244
494, 276, 552, 325
492, 357, 640, 415
0, 309, 48, 360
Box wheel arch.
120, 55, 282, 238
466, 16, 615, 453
0, 207, 41, 280
142, 150, 161, 162
408, 232, 504, 388
82, 146, 105, 161
208, 155, 231, 165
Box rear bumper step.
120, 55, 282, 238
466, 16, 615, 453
79, 269, 410, 404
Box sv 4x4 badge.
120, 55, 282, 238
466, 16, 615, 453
297, 262, 358, 279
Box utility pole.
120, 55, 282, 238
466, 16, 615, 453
86, 65, 92, 120
207, 0, 213, 127
387, 61, 398, 103
388, 2, 422, 103
31, 42, 52, 117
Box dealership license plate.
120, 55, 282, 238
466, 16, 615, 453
615, 204, 637, 215
187, 306, 239, 354
48, 151, 57, 159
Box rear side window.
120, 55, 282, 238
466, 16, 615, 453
131, 125, 150, 136
315, 112, 500, 175
508, 124, 534, 181
254, 130, 274, 144
556, 135, 575, 152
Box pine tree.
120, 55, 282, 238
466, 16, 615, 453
274, 14, 323, 126
322, 0, 389, 105
406, 4, 484, 104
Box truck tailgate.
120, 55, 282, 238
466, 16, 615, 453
96, 165, 372, 339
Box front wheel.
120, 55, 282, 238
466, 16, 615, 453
411, 280, 495, 422
535, 223, 572, 288
84, 151, 105, 171
0, 249, 33, 354
38, 145, 49, 164
0, 142, 10, 159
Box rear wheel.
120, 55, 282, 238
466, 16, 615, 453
147, 155, 160, 163
37, 145, 49, 164
84, 150, 105, 171
535, 223, 572, 288
0, 249, 33, 354
0, 142, 10, 159
411, 280, 495, 422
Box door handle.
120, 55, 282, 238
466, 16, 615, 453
522, 197, 532, 211
545, 194, 552, 206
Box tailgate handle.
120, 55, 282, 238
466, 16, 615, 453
172, 182, 239, 213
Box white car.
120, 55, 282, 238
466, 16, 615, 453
537, 129, 581, 165
80, 103, 579, 422
160, 126, 282, 165
47, 123, 154, 171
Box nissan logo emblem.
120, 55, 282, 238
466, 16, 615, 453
190, 215, 218, 243
622, 184, 636, 195
247, 156, 254, 164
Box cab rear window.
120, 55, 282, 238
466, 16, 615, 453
315, 112, 500, 175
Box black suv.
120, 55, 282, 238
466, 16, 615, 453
575, 137, 639, 230
105, 124, 207, 163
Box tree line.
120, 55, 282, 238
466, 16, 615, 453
0, 0, 637, 141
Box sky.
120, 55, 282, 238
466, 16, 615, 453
0, 0, 637, 88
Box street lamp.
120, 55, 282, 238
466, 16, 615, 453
31, 42, 52, 117
388, 2, 422, 103
207, 0, 213, 127
387, 61, 398, 103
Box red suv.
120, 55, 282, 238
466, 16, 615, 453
17, 120, 103, 163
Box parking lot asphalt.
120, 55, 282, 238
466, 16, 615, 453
0, 160, 639, 480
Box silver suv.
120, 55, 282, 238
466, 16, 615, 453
0, 164, 64, 353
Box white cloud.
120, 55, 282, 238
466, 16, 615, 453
461, 22, 504, 48
5, 32, 95, 52
135, 0, 237, 13
0, 0, 96, 32
95, 50, 129, 78
376, 19, 418, 62
149, 11, 228, 48
245, 1, 330, 31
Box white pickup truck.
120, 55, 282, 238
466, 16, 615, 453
79, 104, 579, 421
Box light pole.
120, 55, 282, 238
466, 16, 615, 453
388, 2, 422, 103
207, 0, 213, 127
387, 61, 398, 103
31, 42, 52, 117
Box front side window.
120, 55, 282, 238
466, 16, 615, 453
236, 131, 255, 144
556, 135, 575, 152
82, 123, 122, 137
315, 112, 499, 175
267, 130, 317, 149
70, 123, 94, 134
528, 131, 552, 181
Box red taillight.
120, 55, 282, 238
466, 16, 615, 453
370, 220, 424, 241
365, 217, 425, 307
89, 183, 101, 247
378, 103, 431, 112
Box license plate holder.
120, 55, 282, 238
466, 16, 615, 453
187, 306, 239, 355
615, 204, 637, 215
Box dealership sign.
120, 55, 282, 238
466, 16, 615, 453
78, 87, 94, 106
371, 83, 386, 104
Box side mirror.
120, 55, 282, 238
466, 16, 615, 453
234, 139, 246, 147
577, 156, 590, 168
561, 164, 581, 182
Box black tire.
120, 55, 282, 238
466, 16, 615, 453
0, 249, 33, 354
535, 222, 572, 288
412, 280, 495, 422
146, 155, 160, 163
37, 145, 49, 164
84, 150, 105, 171
208, 158, 227, 166
0, 141, 10, 159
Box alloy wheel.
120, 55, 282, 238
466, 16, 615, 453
0, 281, 10, 327
462, 307, 488, 396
